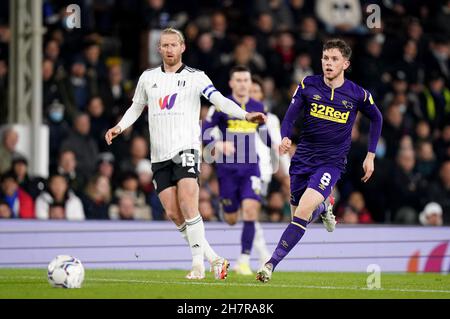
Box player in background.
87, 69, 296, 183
202, 66, 274, 275
105, 28, 266, 280
251, 76, 291, 268
256, 39, 383, 282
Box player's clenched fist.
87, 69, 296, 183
105, 126, 122, 145
279, 137, 292, 155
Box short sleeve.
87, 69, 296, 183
197, 72, 219, 100
132, 74, 148, 105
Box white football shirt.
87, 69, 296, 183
132, 65, 220, 163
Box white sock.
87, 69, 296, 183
185, 214, 206, 269
253, 222, 271, 262
177, 221, 219, 264
177, 222, 188, 241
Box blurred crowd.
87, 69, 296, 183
0, 0, 449, 225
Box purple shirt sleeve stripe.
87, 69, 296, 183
202, 84, 214, 94
207, 89, 218, 99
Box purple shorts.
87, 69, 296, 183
290, 166, 342, 206
217, 164, 261, 213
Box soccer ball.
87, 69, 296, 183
47, 255, 85, 288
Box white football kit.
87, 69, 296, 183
117, 64, 248, 163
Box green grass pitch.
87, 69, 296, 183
0, 268, 449, 299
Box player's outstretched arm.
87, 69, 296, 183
208, 91, 266, 124
104, 101, 146, 145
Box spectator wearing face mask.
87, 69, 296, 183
46, 100, 71, 172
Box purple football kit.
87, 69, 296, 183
281, 75, 383, 205
202, 96, 270, 213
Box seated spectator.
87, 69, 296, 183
199, 188, 218, 221
64, 58, 94, 116
81, 175, 111, 220
427, 160, 450, 224
419, 73, 450, 131
136, 159, 163, 220
266, 192, 289, 222
35, 174, 85, 220
99, 64, 128, 119
0, 171, 34, 219
60, 112, 99, 183
434, 124, 450, 162
0, 199, 12, 218
86, 96, 110, 152
11, 155, 45, 199
419, 202, 443, 226
337, 191, 373, 224
414, 120, 432, 144
292, 52, 314, 84
56, 149, 86, 194
96, 152, 117, 187
0, 127, 21, 174
390, 148, 425, 224
415, 141, 438, 181
46, 100, 71, 172
118, 135, 149, 173
109, 171, 151, 220
110, 194, 139, 220
48, 203, 66, 220
199, 162, 221, 217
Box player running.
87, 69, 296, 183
256, 39, 383, 283
202, 66, 273, 275
104, 28, 266, 280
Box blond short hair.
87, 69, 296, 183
160, 28, 185, 44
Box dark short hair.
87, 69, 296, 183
0, 171, 18, 183
323, 39, 352, 60
229, 65, 251, 78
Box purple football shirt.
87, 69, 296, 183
281, 75, 383, 174
202, 96, 270, 169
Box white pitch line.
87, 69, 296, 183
1, 275, 450, 295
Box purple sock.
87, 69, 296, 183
268, 216, 308, 270
241, 221, 256, 255
308, 202, 326, 224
